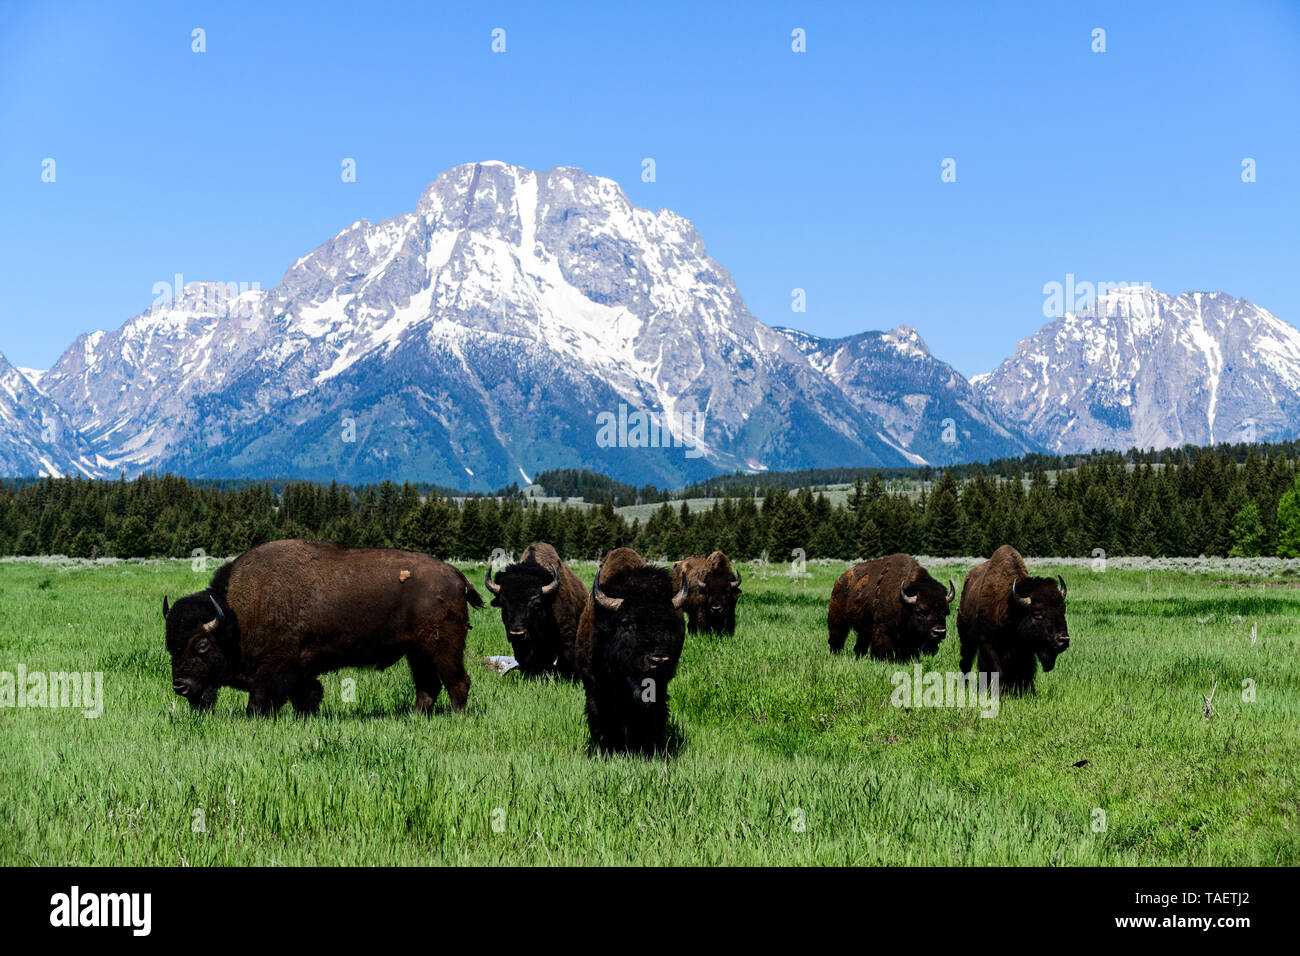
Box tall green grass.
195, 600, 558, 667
0, 558, 1295, 865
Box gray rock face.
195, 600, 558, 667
0, 352, 98, 478
777, 325, 1037, 464
22, 162, 975, 486
974, 288, 1300, 452
5, 164, 1294, 483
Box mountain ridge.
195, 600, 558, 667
3, 162, 1295, 484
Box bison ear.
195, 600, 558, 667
162, 596, 170, 620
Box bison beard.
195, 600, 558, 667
827, 553, 954, 660
957, 545, 1070, 695
576, 548, 687, 756
672, 551, 741, 635
162, 540, 483, 717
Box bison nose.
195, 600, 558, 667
507, 629, 528, 639
647, 655, 671, 666
1057, 637, 1070, 650
172, 679, 191, 696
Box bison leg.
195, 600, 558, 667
406, 650, 444, 716
958, 622, 977, 673
429, 644, 470, 714
246, 683, 285, 718
585, 692, 624, 755
995, 651, 1037, 696
290, 676, 324, 716
436, 659, 469, 713
627, 702, 668, 756
827, 613, 851, 654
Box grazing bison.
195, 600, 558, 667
957, 545, 1070, 694
163, 539, 483, 716
827, 553, 955, 660
672, 551, 742, 635
576, 547, 688, 755
483, 542, 586, 678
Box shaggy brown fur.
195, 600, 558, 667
485, 542, 587, 678
163, 539, 482, 716
672, 551, 742, 635
957, 544, 1070, 694
826, 553, 954, 659
576, 548, 687, 755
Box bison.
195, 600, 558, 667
576, 547, 688, 755
163, 539, 483, 716
483, 542, 586, 678
957, 544, 1070, 694
672, 551, 742, 635
827, 553, 955, 660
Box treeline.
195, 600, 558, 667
2, 444, 1299, 561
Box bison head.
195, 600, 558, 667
485, 562, 562, 673
899, 575, 956, 655
1009, 575, 1070, 670
162, 590, 237, 709
591, 565, 687, 699
689, 566, 742, 635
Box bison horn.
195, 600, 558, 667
201, 593, 226, 633
1011, 578, 1032, 606
541, 568, 560, 596
731, 568, 742, 589
484, 567, 502, 595
592, 570, 624, 612
1057, 575, 1067, 599
672, 578, 690, 610
946, 579, 956, 603
162, 596, 170, 620
899, 581, 919, 605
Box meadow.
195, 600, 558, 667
1, 555, 1297, 866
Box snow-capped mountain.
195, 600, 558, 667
974, 288, 1300, 453
0, 351, 99, 479
34, 162, 988, 487
8, 164, 1296, 485
777, 325, 1037, 464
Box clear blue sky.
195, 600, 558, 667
2, 0, 1297, 376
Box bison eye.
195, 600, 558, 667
196, 638, 213, 655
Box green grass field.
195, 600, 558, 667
1, 557, 1297, 865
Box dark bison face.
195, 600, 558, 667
1010, 576, 1070, 670
162, 592, 235, 709
691, 568, 741, 634
593, 567, 687, 702
900, 577, 956, 654
485, 565, 561, 672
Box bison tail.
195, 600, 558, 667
464, 580, 485, 609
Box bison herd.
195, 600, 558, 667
162, 538, 1070, 754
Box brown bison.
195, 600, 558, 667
576, 547, 688, 755
163, 539, 483, 716
827, 553, 955, 659
672, 551, 742, 635
957, 545, 1070, 694
483, 542, 586, 678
